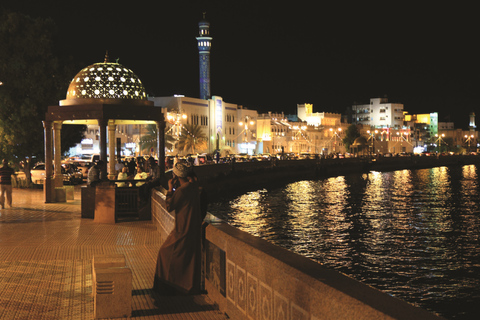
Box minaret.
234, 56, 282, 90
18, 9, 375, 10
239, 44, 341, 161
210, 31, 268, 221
196, 14, 212, 100
469, 112, 476, 131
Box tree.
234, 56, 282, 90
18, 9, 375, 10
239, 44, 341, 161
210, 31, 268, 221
177, 123, 207, 154
139, 124, 176, 155
139, 124, 158, 155
342, 124, 361, 151
0, 10, 85, 182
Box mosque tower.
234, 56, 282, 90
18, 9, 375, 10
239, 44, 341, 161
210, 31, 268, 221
469, 112, 476, 131
196, 14, 212, 100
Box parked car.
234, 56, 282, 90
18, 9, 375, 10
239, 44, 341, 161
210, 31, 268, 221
63, 161, 90, 179
30, 163, 83, 185
30, 164, 46, 185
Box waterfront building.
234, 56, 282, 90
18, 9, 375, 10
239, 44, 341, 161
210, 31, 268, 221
437, 120, 479, 153
149, 95, 258, 156
297, 103, 342, 127
404, 112, 438, 152
351, 97, 405, 129
256, 111, 347, 156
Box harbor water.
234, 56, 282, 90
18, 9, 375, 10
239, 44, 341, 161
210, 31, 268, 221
209, 164, 480, 320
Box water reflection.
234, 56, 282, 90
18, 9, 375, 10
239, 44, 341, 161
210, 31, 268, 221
209, 165, 480, 319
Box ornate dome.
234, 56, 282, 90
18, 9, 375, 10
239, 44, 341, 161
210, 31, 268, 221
65, 58, 147, 101
352, 136, 368, 146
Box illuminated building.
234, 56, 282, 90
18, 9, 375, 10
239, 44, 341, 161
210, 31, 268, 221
351, 97, 404, 129
149, 96, 258, 155
297, 103, 341, 127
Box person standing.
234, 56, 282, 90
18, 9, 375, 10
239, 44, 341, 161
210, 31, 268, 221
114, 159, 124, 174
153, 163, 202, 295
0, 159, 15, 209
87, 160, 103, 186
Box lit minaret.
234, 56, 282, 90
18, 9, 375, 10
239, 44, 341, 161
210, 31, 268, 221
469, 112, 476, 131
196, 14, 212, 100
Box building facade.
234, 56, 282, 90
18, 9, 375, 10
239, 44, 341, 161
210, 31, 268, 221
351, 97, 404, 129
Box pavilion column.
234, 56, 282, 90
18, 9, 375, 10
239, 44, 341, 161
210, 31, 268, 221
53, 122, 63, 188
108, 122, 116, 180
43, 120, 54, 203
156, 114, 166, 177
98, 118, 108, 179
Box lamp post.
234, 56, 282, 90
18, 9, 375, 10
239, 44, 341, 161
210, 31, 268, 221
329, 127, 342, 155
166, 112, 187, 153
435, 133, 445, 153
367, 129, 377, 156
238, 116, 255, 154
465, 134, 474, 153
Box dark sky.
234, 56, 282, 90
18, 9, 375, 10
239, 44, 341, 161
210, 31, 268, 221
3, 1, 478, 128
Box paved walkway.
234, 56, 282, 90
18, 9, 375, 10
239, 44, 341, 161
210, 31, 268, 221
0, 187, 227, 320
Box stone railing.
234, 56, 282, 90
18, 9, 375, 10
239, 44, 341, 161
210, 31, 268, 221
151, 187, 175, 243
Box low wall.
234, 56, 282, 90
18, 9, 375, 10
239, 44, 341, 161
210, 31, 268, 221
150, 188, 444, 319
151, 188, 174, 243
204, 221, 443, 320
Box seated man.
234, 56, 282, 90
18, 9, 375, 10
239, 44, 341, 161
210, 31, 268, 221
134, 166, 148, 187
116, 167, 129, 187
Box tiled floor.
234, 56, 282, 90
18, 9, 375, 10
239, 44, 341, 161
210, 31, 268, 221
0, 187, 226, 320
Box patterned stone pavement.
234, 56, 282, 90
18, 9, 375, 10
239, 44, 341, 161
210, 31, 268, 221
0, 187, 226, 320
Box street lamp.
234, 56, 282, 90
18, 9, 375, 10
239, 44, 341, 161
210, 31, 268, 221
329, 127, 342, 154
367, 129, 377, 156
166, 112, 187, 137
434, 133, 445, 153
465, 134, 474, 153
238, 116, 255, 154
239, 117, 255, 142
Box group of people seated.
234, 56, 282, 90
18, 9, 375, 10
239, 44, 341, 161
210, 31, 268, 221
116, 157, 159, 188
115, 166, 148, 187
87, 157, 160, 188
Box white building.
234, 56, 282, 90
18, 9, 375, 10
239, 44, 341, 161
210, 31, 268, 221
351, 97, 404, 129
149, 95, 258, 156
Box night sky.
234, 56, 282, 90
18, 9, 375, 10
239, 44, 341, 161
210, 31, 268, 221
3, 1, 478, 128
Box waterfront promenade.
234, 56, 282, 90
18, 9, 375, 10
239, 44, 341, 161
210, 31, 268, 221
0, 187, 227, 320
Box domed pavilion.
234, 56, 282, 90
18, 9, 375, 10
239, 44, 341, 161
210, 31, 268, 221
43, 54, 165, 203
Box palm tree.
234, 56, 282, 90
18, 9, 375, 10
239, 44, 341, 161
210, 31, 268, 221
177, 123, 207, 154
139, 124, 176, 154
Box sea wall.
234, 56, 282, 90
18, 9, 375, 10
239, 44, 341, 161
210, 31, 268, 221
192, 155, 480, 198
202, 220, 443, 320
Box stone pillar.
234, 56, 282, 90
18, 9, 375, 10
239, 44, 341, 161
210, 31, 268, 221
53, 122, 63, 188
156, 115, 166, 176
43, 120, 54, 203
98, 119, 108, 179
108, 122, 116, 180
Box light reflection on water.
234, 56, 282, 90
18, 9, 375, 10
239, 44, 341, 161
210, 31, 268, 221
209, 165, 480, 319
